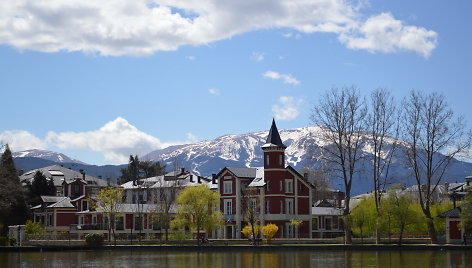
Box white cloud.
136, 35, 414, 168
186, 56, 196, 60
0, 130, 47, 152
272, 96, 302, 121
263, 71, 300, 85
251, 52, 265, 62
0, 1, 437, 57
185, 133, 198, 143
339, 13, 438, 58
208, 88, 220, 95
46, 117, 164, 163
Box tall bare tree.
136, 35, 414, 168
152, 174, 181, 242
240, 185, 260, 244
402, 90, 470, 243
366, 88, 399, 243
310, 87, 367, 244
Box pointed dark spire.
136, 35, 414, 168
265, 118, 286, 147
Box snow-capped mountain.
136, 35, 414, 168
143, 126, 472, 195
13, 149, 87, 165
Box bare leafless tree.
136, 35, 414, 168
310, 86, 367, 244
240, 185, 260, 244
152, 173, 181, 242
366, 88, 400, 243
301, 167, 331, 204
402, 90, 471, 243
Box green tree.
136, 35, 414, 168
25, 220, 45, 237
171, 185, 222, 244
26, 171, 56, 206
350, 197, 377, 243
0, 144, 29, 235
118, 155, 166, 184
461, 188, 472, 235
96, 187, 124, 244
381, 185, 418, 245
290, 219, 303, 239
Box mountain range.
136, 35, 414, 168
11, 127, 472, 195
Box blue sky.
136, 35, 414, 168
0, 0, 471, 165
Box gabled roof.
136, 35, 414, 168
438, 207, 462, 218
225, 167, 257, 178
47, 197, 75, 208
20, 165, 111, 187
262, 119, 286, 148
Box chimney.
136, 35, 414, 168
80, 170, 85, 181
303, 173, 308, 180
198, 176, 201, 184
98, 175, 102, 180
212, 174, 216, 184
445, 182, 449, 192
190, 174, 194, 182
180, 167, 185, 174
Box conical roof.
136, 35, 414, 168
264, 119, 286, 147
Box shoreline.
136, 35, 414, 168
2, 244, 472, 253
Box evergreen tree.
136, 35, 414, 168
0, 144, 29, 235
27, 170, 56, 206
118, 155, 166, 184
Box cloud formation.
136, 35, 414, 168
0, 130, 47, 152
0, 0, 437, 57
251, 52, 265, 62
272, 96, 302, 121
263, 71, 300, 85
339, 13, 438, 58
208, 88, 220, 95
46, 117, 164, 163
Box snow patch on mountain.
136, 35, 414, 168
13, 149, 87, 165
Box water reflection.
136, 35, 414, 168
0, 249, 469, 268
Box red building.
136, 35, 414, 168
216, 119, 313, 239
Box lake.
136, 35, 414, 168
0, 249, 470, 268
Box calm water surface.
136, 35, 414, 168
0, 250, 470, 268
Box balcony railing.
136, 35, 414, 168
223, 214, 234, 221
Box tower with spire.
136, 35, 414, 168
261, 118, 286, 169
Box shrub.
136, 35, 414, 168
9, 237, 16, 246
168, 231, 192, 241
241, 225, 261, 238
262, 224, 278, 243
85, 233, 104, 247
25, 220, 45, 236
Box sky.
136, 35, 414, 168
0, 0, 471, 165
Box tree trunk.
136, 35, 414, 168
426, 216, 438, 244
399, 225, 404, 246
375, 224, 381, 244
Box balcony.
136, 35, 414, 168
223, 214, 234, 221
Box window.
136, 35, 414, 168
224, 200, 233, 215
116, 217, 124, 230
280, 200, 283, 214
266, 181, 270, 192
224, 181, 232, 194
266, 155, 270, 165
325, 218, 332, 230
285, 199, 294, 215
298, 183, 303, 194
74, 184, 80, 195
249, 199, 257, 211
266, 200, 270, 214
48, 214, 53, 226
135, 216, 143, 230
279, 155, 282, 166
312, 218, 318, 230
279, 181, 283, 192
285, 179, 293, 193
82, 200, 88, 211
333, 216, 339, 230
92, 216, 97, 225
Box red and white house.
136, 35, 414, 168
216, 119, 313, 239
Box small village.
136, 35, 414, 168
2, 119, 471, 248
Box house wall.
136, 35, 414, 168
56, 211, 77, 226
